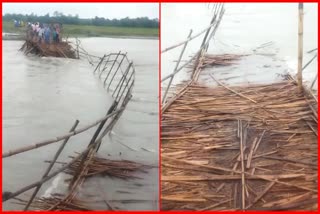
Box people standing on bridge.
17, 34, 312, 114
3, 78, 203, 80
38, 26, 44, 44
31, 23, 36, 40
52, 28, 57, 43
44, 26, 51, 44
55, 24, 61, 43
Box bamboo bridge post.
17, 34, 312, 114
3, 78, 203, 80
99, 54, 112, 78
107, 52, 128, 90
93, 54, 106, 74
23, 120, 80, 210
310, 72, 318, 89
297, 3, 304, 93
200, 11, 217, 49
114, 65, 134, 102
104, 51, 121, 85
76, 38, 80, 59
112, 62, 133, 99
69, 102, 118, 188
162, 29, 193, 104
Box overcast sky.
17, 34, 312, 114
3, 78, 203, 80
3, 3, 159, 19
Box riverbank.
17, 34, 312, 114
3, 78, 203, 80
2, 21, 159, 38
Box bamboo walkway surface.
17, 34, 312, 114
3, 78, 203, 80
161, 54, 318, 211
20, 40, 77, 58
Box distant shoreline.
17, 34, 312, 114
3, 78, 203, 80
2, 33, 158, 41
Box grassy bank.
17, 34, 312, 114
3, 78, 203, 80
2, 21, 159, 38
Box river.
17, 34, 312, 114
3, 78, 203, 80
161, 3, 318, 89
2, 37, 159, 210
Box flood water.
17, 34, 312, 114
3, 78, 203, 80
3, 37, 159, 210
161, 3, 318, 89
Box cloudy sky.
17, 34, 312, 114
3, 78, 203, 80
3, 3, 159, 19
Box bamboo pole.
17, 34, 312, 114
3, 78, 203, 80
99, 55, 112, 78
114, 66, 134, 102
93, 54, 106, 74
310, 72, 318, 89
2, 142, 96, 202
302, 53, 317, 71
161, 22, 217, 54
112, 62, 133, 98
24, 120, 80, 211
76, 38, 80, 59
239, 121, 246, 210
104, 51, 121, 85
2, 108, 123, 158
161, 49, 201, 82
162, 30, 193, 105
107, 52, 128, 90
69, 101, 118, 188
297, 3, 304, 93
210, 74, 257, 103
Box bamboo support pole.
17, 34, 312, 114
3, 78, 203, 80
297, 3, 304, 93
107, 53, 128, 90
24, 120, 80, 211
104, 51, 121, 85
76, 39, 79, 59
112, 62, 132, 98
2, 142, 95, 202
161, 49, 201, 82
161, 21, 219, 54
310, 72, 318, 89
200, 8, 218, 49
302, 53, 317, 71
239, 121, 246, 210
162, 30, 193, 104
93, 54, 106, 74
203, 6, 225, 51
114, 66, 134, 102
69, 101, 118, 188
99, 55, 112, 78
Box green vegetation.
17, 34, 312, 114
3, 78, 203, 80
3, 12, 158, 28
2, 20, 159, 37
63, 24, 158, 37
3, 12, 159, 37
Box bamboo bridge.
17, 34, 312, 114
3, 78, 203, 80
161, 3, 318, 211
2, 41, 154, 210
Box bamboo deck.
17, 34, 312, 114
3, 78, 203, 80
161, 55, 318, 211
20, 40, 77, 59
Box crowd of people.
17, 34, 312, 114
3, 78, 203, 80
27, 22, 62, 45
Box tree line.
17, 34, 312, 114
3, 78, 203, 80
3, 12, 159, 28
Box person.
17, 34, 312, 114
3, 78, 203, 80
44, 26, 51, 44
52, 28, 57, 43
55, 23, 61, 43
38, 26, 44, 44
26, 23, 33, 40
31, 23, 37, 40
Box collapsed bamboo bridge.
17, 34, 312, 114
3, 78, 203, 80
161, 3, 318, 211
2, 41, 154, 210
